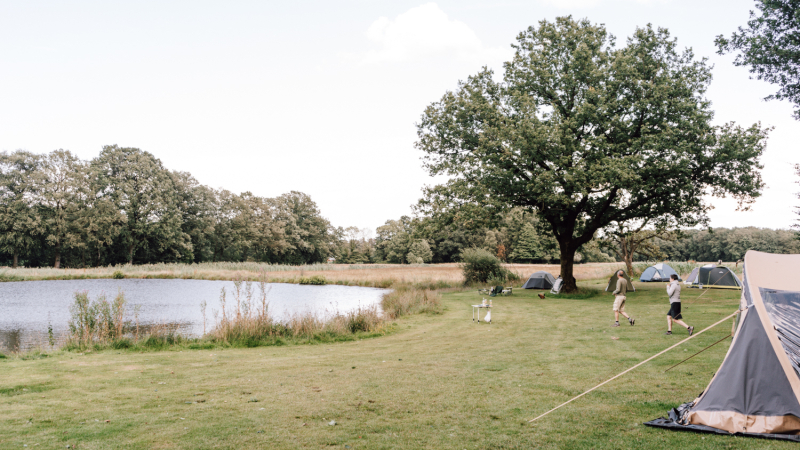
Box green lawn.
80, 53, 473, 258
1, 280, 788, 449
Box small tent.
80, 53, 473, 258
522, 271, 556, 289
605, 271, 635, 292
684, 264, 716, 285
639, 263, 681, 282
645, 251, 800, 442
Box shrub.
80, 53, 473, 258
112, 270, 125, 279
460, 248, 511, 284
299, 275, 327, 285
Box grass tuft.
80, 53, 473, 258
381, 286, 443, 319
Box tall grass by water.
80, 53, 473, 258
54, 276, 407, 354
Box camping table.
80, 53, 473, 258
472, 304, 492, 323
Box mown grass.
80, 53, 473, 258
1, 279, 786, 449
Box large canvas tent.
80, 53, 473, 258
645, 251, 800, 442
605, 271, 635, 292
639, 263, 681, 282
684, 264, 716, 285
522, 271, 556, 289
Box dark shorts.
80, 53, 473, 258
668, 302, 682, 320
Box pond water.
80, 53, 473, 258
0, 279, 389, 351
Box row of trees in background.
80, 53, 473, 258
1, 146, 796, 269
0, 146, 344, 268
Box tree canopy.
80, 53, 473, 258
416, 17, 768, 291
716, 0, 800, 119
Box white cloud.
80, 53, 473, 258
362, 3, 510, 64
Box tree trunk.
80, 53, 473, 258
558, 240, 578, 292
54, 243, 61, 269
12, 249, 18, 269
128, 244, 135, 265
624, 255, 634, 277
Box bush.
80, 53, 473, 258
112, 270, 125, 279
460, 248, 511, 284
299, 275, 327, 285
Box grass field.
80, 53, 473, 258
0, 261, 629, 287
1, 277, 787, 449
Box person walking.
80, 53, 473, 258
666, 274, 694, 336
611, 270, 634, 327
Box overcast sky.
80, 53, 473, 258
1, 0, 797, 233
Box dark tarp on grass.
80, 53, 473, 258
522, 271, 556, 289
604, 271, 635, 292
646, 251, 800, 441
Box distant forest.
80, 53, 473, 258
1, 147, 797, 268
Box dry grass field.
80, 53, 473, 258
0, 262, 629, 287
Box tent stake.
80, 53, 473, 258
528, 310, 738, 423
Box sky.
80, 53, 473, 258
1, 0, 798, 234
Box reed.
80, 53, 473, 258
381, 286, 443, 320
204, 275, 385, 346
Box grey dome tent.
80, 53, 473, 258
605, 271, 635, 292
639, 263, 681, 282
686, 266, 742, 290
684, 264, 716, 285
645, 251, 800, 441
522, 271, 556, 289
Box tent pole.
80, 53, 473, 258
528, 310, 738, 423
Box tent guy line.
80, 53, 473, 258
663, 333, 732, 373
528, 310, 739, 423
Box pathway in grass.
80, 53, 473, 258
1, 281, 786, 449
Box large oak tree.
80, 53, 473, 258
416, 17, 768, 292
716, 0, 800, 120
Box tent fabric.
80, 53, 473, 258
639, 263, 681, 282
522, 271, 556, 289
646, 251, 800, 440
685, 264, 716, 284
550, 277, 563, 294
604, 271, 635, 292
688, 267, 742, 289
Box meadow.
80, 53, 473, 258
0, 267, 784, 449
0, 261, 629, 288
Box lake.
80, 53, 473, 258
0, 279, 390, 351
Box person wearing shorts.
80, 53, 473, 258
611, 270, 634, 327
666, 274, 693, 335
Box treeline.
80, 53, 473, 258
654, 227, 800, 262
373, 208, 615, 264
3, 148, 796, 269
0, 147, 348, 268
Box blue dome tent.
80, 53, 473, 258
640, 263, 681, 282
